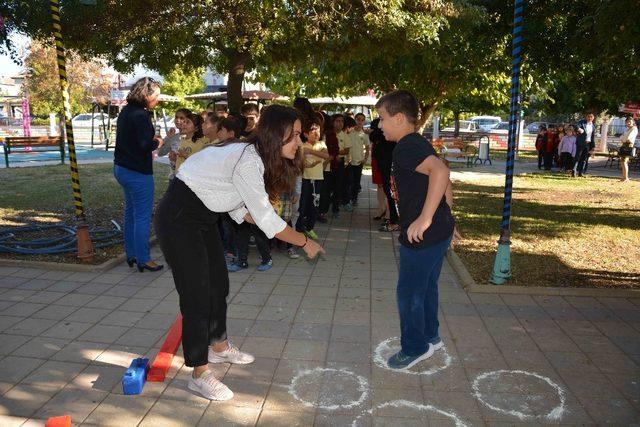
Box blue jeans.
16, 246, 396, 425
397, 236, 452, 356
114, 165, 154, 264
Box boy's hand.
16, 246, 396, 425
407, 215, 432, 243
167, 128, 176, 137
243, 213, 255, 224
168, 151, 177, 162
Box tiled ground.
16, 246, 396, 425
0, 185, 639, 426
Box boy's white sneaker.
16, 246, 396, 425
188, 370, 233, 401
208, 341, 255, 364
432, 340, 444, 351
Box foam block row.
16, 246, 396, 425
122, 357, 150, 395
147, 313, 182, 382
45, 415, 71, 427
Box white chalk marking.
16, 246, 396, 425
472, 370, 566, 421
374, 337, 452, 375
288, 367, 369, 410
351, 399, 469, 427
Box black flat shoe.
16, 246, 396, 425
137, 262, 164, 273
373, 211, 387, 220
126, 258, 137, 268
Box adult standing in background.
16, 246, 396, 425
113, 77, 164, 273
574, 113, 596, 177
619, 117, 638, 183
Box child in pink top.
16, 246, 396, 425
558, 126, 577, 175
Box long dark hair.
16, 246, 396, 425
185, 112, 204, 142
247, 105, 303, 201
293, 97, 316, 132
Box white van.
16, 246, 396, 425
471, 116, 502, 131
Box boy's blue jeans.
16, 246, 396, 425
397, 236, 451, 356
114, 165, 154, 265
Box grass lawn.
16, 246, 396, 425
0, 163, 171, 264
453, 173, 640, 288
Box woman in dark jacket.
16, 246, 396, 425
370, 118, 399, 231
113, 77, 164, 272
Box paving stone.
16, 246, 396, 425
115, 327, 166, 347
248, 320, 291, 338
77, 324, 129, 344
34, 385, 108, 423
2, 302, 47, 317
0, 356, 44, 383
0, 334, 31, 356
84, 393, 157, 426
289, 323, 332, 341
282, 339, 328, 361
99, 310, 146, 327
0, 383, 61, 417
21, 360, 88, 389
197, 403, 261, 426
64, 307, 112, 323
84, 295, 127, 310
257, 305, 298, 323
5, 317, 54, 336
51, 341, 109, 364
24, 291, 66, 305
30, 304, 78, 321
11, 337, 68, 359
241, 337, 287, 359
257, 409, 316, 426
41, 321, 93, 340
138, 398, 208, 427
16, 278, 56, 291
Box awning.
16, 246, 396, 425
619, 101, 640, 114
185, 90, 287, 101
108, 90, 179, 105
307, 96, 379, 106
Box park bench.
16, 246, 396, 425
444, 139, 477, 167
2, 136, 65, 167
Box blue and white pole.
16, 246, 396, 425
490, 0, 523, 285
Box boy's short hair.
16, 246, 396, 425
220, 115, 246, 138
344, 116, 357, 129
175, 108, 191, 116
355, 112, 366, 119
375, 90, 419, 125
240, 103, 260, 116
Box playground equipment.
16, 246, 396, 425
50, 0, 94, 261
490, 0, 523, 285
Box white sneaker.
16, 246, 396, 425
187, 370, 233, 401
208, 341, 255, 364
432, 340, 444, 351
287, 248, 300, 259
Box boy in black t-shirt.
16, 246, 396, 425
375, 90, 455, 370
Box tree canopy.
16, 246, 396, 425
1, 0, 638, 119
23, 39, 111, 117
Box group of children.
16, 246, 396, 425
535, 120, 595, 177
157, 102, 371, 272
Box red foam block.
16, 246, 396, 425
45, 415, 71, 427
147, 313, 182, 382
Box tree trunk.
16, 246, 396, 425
415, 102, 439, 134
453, 110, 460, 138
226, 51, 249, 115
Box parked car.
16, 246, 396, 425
489, 121, 510, 134
71, 113, 111, 128
526, 121, 551, 134
443, 120, 478, 132
471, 116, 502, 131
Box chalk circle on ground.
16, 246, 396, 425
288, 367, 369, 411
472, 370, 566, 421
374, 337, 452, 375
350, 399, 469, 427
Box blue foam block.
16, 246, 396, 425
122, 357, 150, 395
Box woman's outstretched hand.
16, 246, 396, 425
303, 239, 325, 259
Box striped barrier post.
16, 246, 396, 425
490, 0, 523, 285
50, 0, 94, 261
